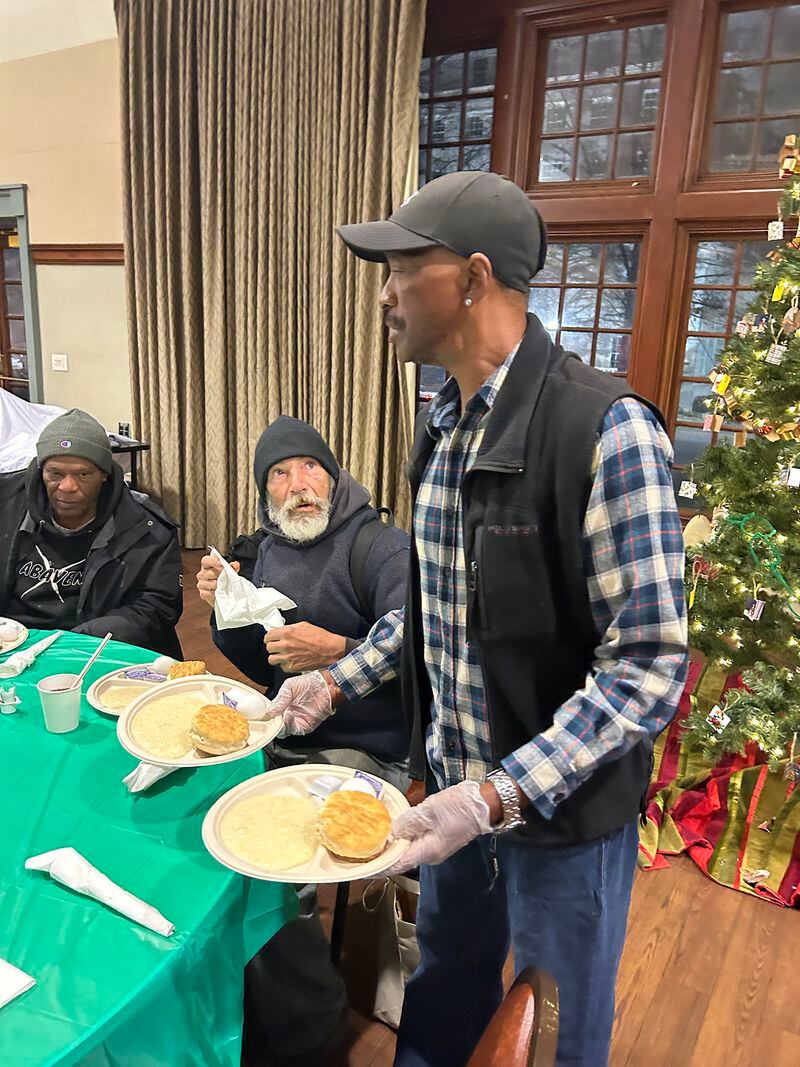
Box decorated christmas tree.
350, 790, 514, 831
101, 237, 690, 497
682, 132, 800, 777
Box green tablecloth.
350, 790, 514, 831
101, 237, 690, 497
0, 630, 296, 1066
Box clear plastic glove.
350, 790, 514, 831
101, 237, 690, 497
382, 780, 493, 875
267, 671, 334, 737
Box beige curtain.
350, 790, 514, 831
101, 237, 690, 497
115, 0, 424, 547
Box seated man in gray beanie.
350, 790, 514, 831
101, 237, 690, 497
196, 414, 410, 1065
0, 408, 182, 657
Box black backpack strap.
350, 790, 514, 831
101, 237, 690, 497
350, 510, 393, 620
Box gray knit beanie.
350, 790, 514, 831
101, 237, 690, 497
37, 408, 113, 474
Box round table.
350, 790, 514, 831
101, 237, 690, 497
0, 630, 296, 1066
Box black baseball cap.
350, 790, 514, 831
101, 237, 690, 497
336, 171, 547, 293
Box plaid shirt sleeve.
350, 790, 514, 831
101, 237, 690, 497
329, 608, 405, 699
502, 397, 689, 820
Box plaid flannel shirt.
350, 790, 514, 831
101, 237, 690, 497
331, 353, 688, 819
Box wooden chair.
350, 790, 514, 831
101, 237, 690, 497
467, 967, 559, 1067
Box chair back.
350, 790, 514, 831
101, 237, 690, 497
467, 966, 559, 1067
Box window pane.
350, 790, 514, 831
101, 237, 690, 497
585, 30, 623, 80
419, 105, 429, 144
722, 9, 769, 62
580, 84, 618, 130
683, 335, 725, 377
538, 244, 564, 284
562, 288, 598, 328
620, 78, 660, 127
758, 118, 792, 168
5, 285, 23, 316
576, 134, 611, 179
464, 97, 493, 140
467, 48, 497, 92
765, 61, 800, 114
595, 333, 630, 373
772, 5, 800, 58
546, 36, 583, 84
733, 288, 758, 321
560, 330, 593, 361
2, 248, 20, 281
678, 382, 713, 422
543, 87, 578, 134
419, 364, 447, 396
599, 289, 635, 328
462, 144, 490, 171
673, 424, 711, 471
708, 120, 755, 171
740, 240, 770, 277
625, 23, 666, 73
10, 353, 28, 379
715, 65, 762, 118
430, 146, 459, 178
694, 241, 737, 284
688, 289, 731, 332
432, 53, 464, 95
615, 130, 652, 177
528, 286, 561, 329
9, 319, 26, 349
566, 243, 602, 283
419, 56, 431, 97
604, 243, 640, 284
539, 138, 573, 181
418, 149, 427, 186
431, 101, 461, 142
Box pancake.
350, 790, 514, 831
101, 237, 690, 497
167, 660, 207, 680
102, 684, 151, 711
220, 794, 319, 870
190, 703, 250, 755
129, 693, 203, 758
318, 789, 392, 861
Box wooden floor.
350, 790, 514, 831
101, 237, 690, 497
178, 551, 800, 1067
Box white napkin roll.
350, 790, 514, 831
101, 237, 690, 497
0, 957, 35, 1009
210, 546, 296, 630
25, 847, 174, 937
0, 631, 62, 679
123, 762, 177, 793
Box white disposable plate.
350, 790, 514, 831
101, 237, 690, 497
201, 763, 411, 884
116, 674, 280, 767
87, 663, 165, 717
0, 618, 30, 656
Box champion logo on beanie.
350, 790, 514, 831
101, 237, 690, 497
60, 439, 72, 448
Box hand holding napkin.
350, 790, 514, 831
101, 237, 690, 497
0, 631, 62, 679
0, 957, 35, 1009
123, 762, 176, 793
209, 546, 296, 630
25, 847, 174, 937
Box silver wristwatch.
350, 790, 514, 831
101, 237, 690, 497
486, 769, 526, 833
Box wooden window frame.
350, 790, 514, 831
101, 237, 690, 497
526, 7, 670, 192
685, 0, 800, 192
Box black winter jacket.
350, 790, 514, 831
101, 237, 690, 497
0, 462, 183, 657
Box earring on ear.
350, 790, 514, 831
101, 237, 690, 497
465, 297, 473, 307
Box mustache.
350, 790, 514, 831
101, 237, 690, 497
285, 491, 325, 510
384, 314, 403, 331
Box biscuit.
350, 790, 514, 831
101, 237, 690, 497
190, 703, 250, 755
318, 789, 392, 861
167, 660, 207, 680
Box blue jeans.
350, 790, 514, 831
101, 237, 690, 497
394, 820, 639, 1067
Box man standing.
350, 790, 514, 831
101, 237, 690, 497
269, 173, 688, 1066
0, 408, 182, 656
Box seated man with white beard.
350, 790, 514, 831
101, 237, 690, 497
196, 415, 410, 1065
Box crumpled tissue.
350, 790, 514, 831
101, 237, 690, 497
209, 546, 296, 630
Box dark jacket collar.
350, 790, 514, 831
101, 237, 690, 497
409, 314, 562, 489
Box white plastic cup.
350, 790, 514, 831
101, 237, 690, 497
37, 674, 82, 733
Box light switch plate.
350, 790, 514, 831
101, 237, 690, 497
51, 353, 68, 372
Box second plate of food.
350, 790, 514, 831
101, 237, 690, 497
201, 764, 411, 884
116, 674, 280, 767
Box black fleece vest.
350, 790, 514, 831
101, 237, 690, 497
401, 316, 665, 845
